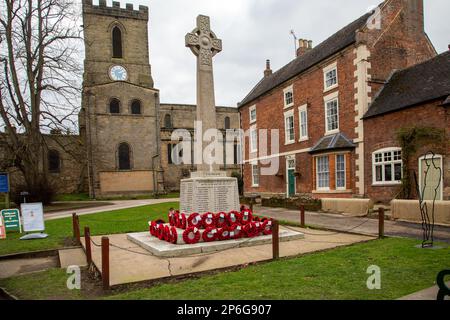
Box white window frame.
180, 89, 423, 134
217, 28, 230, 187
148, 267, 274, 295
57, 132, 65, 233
284, 109, 295, 145
298, 104, 308, 141
324, 91, 340, 135
251, 162, 260, 187
335, 154, 346, 190
283, 85, 294, 109
250, 125, 258, 153
316, 155, 330, 191
418, 154, 443, 201
249, 105, 257, 124
372, 147, 403, 185
323, 61, 338, 92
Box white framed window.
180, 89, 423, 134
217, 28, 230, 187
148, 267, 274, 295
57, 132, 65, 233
251, 163, 260, 187
298, 104, 308, 141
323, 62, 338, 91
336, 154, 346, 189
283, 85, 294, 108
324, 92, 339, 135
372, 148, 402, 185
284, 110, 295, 144
316, 156, 330, 190
250, 125, 258, 153
249, 105, 257, 124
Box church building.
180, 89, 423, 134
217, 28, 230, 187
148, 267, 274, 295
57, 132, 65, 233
1, 0, 240, 198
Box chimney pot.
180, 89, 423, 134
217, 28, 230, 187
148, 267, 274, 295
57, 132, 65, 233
296, 38, 313, 57
264, 59, 273, 77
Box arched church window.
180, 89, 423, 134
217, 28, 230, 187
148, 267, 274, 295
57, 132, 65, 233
224, 116, 230, 130
110, 98, 120, 114
48, 150, 60, 173
131, 100, 141, 115
118, 142, 131, 170
164, 114, 172, 128
112, 26, 123, 58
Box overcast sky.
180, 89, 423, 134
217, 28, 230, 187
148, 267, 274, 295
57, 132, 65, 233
95, 0, 449, 107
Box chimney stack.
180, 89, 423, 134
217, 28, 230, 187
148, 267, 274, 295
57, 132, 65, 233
296, 39, 313, 57
264, 59, 273, 77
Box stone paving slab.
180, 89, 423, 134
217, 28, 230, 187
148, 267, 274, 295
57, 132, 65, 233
82, 227, 374, 286
0, 256, 58, 279
398, 282, 450, 300
59, 248, 87, 268
127, 229, 304, 257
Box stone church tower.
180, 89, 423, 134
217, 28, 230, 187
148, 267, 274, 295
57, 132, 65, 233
80, 0, 162, 197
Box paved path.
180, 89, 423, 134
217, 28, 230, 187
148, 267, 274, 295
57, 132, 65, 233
44, 198, 180, 221
84, 227, 374, 286
255, 206, 450, 243
399, 282, 450, 300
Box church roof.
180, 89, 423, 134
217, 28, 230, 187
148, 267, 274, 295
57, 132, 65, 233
238, 11, 372, 107
309, 132, 356, 154
364, 51, 450, 119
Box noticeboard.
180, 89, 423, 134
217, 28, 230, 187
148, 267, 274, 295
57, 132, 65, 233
0, 173, 9, 193
0, 214, 6, 239
21, 203, 45, 232
1, 209, 22, 233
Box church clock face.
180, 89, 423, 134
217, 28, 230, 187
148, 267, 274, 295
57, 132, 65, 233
109, 65, 128, 81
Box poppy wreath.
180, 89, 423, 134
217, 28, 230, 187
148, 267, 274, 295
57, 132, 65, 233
216, 212, 227, 228
261, 219, 273, 235
170, 226, 178, 244
168, 212, 175, 226
227, 211, 241, 226
180, 213, 187, 229
202, 212, 216, 228
157, 223, 165, 240
228, 223, 243, 240
187, 213, 203, 229
174, 212, 180, 228
218, 226, 231, 241
202, 227, 218, 242
149, 221, 157, 237
243, 222, 259, 238
240, 209, 253, 225
183, 226, 201, 244
163, 225, 171, 242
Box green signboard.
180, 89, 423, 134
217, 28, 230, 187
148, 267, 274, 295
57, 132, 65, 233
1, 209, 22, 233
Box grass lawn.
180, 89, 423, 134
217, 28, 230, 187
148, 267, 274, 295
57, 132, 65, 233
0, 238, 448, 300
0, 202, 179, 256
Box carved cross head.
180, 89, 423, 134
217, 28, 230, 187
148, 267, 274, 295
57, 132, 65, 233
185, 15, 222, 66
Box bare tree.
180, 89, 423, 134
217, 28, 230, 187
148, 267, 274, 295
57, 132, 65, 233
0, 0, 82, 198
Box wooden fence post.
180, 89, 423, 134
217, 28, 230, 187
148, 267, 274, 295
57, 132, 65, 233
300, 205, 305, 228
101, 236, 110, 290
272, 220, 279, 260
84, 226, 92, 266
378, 208, 385, 239
72, 213, 81, 245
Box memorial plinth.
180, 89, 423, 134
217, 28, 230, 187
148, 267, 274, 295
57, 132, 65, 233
180, 172, 240, 214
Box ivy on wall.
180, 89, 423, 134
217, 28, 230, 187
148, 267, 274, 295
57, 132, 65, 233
396, 126, 446, 199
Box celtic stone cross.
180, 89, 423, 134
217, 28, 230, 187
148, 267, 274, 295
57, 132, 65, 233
185, 15, 222, 172
185, 15, 222, 67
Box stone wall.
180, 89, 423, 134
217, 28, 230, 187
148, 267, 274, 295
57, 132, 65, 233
159, 104, 241, 191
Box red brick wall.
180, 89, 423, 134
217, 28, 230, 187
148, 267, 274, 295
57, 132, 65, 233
240, 46, 358, 197
364, 101, 449, 203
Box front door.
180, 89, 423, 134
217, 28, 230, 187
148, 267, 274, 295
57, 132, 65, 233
287, 158, 296, 197
419, 154, 443, 201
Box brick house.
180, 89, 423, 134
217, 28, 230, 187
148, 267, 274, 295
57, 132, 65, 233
238, 0, 436, 199
363, 51, 450, 203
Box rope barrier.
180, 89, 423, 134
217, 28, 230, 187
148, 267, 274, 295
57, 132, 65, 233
281, 217, 373, 236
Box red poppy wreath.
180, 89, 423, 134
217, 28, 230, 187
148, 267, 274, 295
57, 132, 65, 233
183, 226, 201, 244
